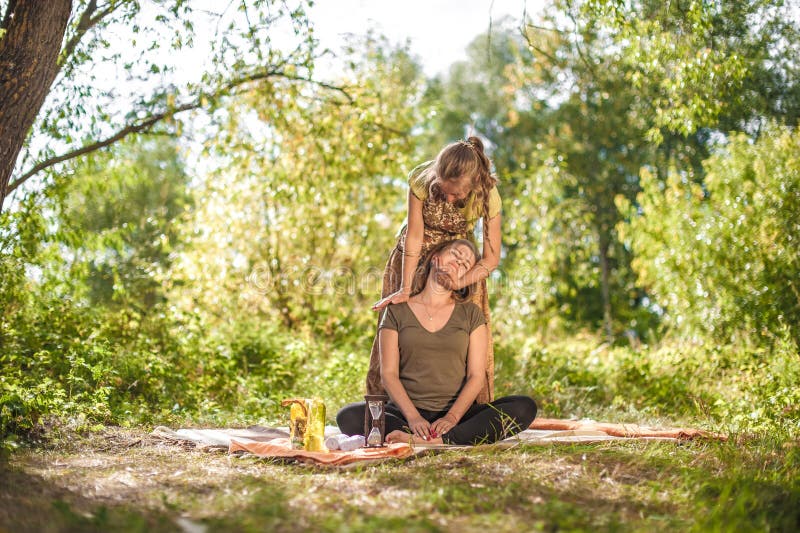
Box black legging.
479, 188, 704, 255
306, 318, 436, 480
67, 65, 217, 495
336, 395, 537, 445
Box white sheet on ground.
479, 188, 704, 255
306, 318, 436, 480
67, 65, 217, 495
152, 424, 679, 449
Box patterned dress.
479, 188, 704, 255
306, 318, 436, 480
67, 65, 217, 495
366, 163, 501, 404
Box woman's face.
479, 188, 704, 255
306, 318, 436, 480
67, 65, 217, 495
437, 178, 471, 205
433, 243, 477, 287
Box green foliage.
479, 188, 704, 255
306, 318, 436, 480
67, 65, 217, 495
7, 0, 318, 205
1, 36, 423, 445
466, 16, 660, 337
170, 33, 424, 333
620, 123, 800, 343
480, 0, 800, 338
2, 1, 800, 472
494, 325, 800, 436
1, 138, 194, 445
52, 136, 192, 309
583, 0, 800, 139
419, 22, 539, 171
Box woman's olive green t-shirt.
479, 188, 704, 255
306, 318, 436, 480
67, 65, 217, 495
379, 301, 486, 411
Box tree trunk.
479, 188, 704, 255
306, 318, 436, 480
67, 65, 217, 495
599, 231, 613, 342
0, 0, 72, 212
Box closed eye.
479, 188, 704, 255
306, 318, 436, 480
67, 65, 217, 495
451, 249, 471, 271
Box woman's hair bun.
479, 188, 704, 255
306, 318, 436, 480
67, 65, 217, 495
466, 136, 485, 153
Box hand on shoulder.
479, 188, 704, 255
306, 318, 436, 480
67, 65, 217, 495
372, 288, 411, 311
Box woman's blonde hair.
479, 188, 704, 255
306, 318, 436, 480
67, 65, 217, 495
410, 239, 480, 302
420, 136, 498, 254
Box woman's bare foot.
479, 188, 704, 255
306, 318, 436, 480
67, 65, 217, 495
385, 430, 444, 445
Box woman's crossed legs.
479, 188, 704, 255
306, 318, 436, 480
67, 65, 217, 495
336, 395, 537, 445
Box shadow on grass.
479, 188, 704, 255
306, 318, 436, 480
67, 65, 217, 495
0, 463, 176, 533
696, 478, 800, 532
4, 433, 799, 532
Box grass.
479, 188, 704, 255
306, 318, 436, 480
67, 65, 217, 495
2, 424, 798, 532
2, 333, 798, 532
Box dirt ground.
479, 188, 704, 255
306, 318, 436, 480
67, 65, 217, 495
0, 426, 695, 532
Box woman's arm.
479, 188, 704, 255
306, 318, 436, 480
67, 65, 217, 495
455, 214, 501, 289
379, 328, 432, 439
430, 324, 488, 436
400, 190, 425, 290
372, 190, 424, 310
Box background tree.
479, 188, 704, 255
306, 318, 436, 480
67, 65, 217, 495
519, 9, 653, 339
581, 0, 800, 141
52, 136, 192, 311
490, 0, 800, 339
420, 23, 542, 172
619, 124, 800, 345
0, 0, 324, 212
161, 36, 427, 409
171, 34, 425, 327
0, 0, 71, 207
431, 15, 654, 338
0, 135, 196, 432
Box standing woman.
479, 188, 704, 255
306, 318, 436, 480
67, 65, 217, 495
369, 136, 501, 404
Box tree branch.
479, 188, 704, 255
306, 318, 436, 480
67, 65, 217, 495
368, 121, 409, 137
522, 29, 559, 65
8, 69, 351, 193
8, 104, 192, 194
524, 22, 564, 33
565, 0, 599, 80
59, 0, 124, 68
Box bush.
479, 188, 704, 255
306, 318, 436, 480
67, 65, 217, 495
494, 328, 800, 435
620, 123, 800, 344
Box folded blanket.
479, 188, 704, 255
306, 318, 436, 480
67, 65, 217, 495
529, 418, 726, 441
229, 437, 415, 466
152, 426, 290, 449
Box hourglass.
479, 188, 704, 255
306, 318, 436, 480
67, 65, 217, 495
363, 394, 389, 447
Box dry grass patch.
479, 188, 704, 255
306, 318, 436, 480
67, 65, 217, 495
2, 426, 771, 532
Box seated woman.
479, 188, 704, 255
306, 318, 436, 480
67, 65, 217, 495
338, 239, 537, 445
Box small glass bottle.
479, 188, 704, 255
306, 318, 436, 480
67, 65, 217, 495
281, 398, 308, 450
303, 397, 327, 452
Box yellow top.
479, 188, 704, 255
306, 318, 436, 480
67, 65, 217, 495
408, 161, 502, 226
